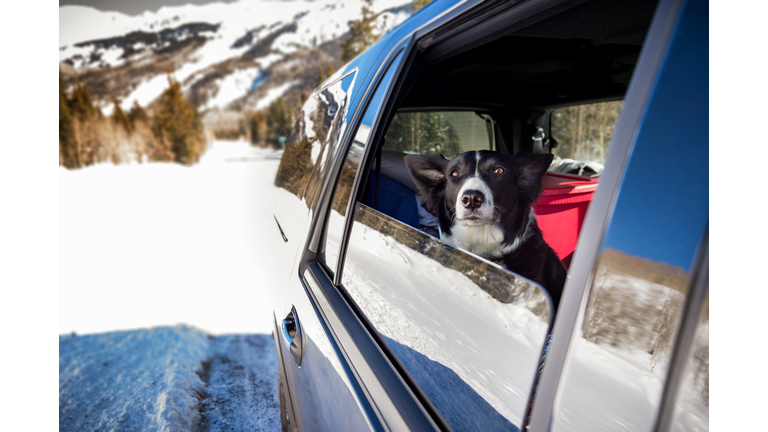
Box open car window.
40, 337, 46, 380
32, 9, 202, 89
549, 100, 624, 177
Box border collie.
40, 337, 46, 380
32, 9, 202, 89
404, 150, 566, 308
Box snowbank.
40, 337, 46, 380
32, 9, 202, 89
59, 140, 282, 335
59, 325, 210, 432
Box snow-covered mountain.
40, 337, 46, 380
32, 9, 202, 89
59, 0, 411, 116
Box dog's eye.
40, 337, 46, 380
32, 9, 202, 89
494, 167, 505, 175
451, 170, 459, 177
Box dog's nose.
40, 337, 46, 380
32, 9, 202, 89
461, 190, 485, 209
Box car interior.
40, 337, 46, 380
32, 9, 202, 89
357, 0, 659, 270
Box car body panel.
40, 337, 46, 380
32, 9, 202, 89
267, 0, 709, 431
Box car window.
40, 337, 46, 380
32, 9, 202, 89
549, 100, 624, 177
341, 203, 552, 431
383, 110, 493, 158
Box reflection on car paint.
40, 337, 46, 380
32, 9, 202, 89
274, 72, 357, 209
342, 203, 552, 431
670, 287, 708, 432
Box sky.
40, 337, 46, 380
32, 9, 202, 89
59, 0, 238, 15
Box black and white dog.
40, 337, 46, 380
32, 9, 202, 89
404, 150, 566, 307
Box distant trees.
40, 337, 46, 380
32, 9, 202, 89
384, 112, 462, 157
59, 72, 78, 168
112, 98, 131, 132
128, 100, 149, 125
341, 3, 379, 63
550, 101, 623, 163
340, 0, 432, 63
152, 75, 207, 165
58, 70, 207, 169
265, 97, 294, 148
315, 62, 336, 87
249, 111, 266, 146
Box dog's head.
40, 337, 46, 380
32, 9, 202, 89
404, 150, 553, 236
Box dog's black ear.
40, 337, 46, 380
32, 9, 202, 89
404, 153, 448, 216
512, 152, 554, 203
404, 153, 448, 191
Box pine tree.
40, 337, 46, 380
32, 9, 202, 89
128, 100, 149, 127
152, 74, 207, 165
315, 62, 336, 87
112, 97, 131, 132
266, 97, 293, 148
59, 71, 79, 169
69, 83, 95, 120
250, 111, 266, 146
341, 4, 379, 63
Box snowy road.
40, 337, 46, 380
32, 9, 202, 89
59, 326, 281, 432
59, 141, 284, 431
59, 140, 282, 335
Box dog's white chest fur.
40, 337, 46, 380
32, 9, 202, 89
441, 224, 506, 257
441, 210, 536, 258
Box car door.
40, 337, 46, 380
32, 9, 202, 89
527, 0, 709, 430
269, 68, 382, 432
315, 37, 556, 432
267, 32, 434, 432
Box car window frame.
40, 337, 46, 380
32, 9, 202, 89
526, 0, 697, 429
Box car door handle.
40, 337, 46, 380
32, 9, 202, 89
282, 306, 304, 366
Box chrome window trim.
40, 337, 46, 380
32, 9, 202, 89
316, 67, 359, 94
526, 0, 687, 430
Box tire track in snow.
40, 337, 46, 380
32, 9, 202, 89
196, 335, 280, 432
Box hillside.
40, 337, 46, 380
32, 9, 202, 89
59, 0, 411, 119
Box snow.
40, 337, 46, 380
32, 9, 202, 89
60, 0, 412, 111
196, 334, 281, 431
117, 73, 174, 112
59, 326, 280, 432
254, 80, 298, 110
253, 53, 284, 70
202, 66, 262, 110
60, 1, 411, 51
60, 140, 283, 336
59, 325, 210, 432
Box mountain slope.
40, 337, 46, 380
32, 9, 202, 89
59, 0, 411, 116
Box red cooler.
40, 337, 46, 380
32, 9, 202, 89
533, 173, 599, 268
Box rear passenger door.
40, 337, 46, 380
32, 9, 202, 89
270, 70, 382, 432
322, 55, 556, 432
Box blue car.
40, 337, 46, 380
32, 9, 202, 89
266, 0, 708, 431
